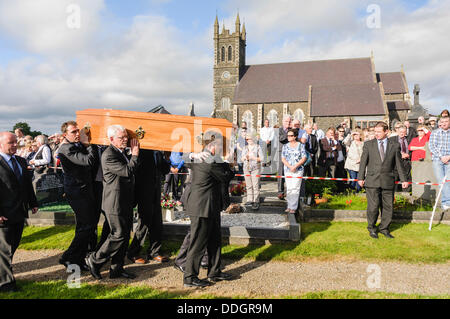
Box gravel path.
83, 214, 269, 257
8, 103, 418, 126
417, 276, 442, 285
12, 249, 450, 297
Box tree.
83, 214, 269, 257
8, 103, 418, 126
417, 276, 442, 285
12, 122, 42, 138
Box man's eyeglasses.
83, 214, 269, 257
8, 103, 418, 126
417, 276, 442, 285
338, 130, 345, 133
287, 134, 295, 137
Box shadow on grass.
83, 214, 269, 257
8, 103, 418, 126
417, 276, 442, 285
20, 225, 75, 246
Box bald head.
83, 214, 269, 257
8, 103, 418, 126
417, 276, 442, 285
0, 132, 18, 155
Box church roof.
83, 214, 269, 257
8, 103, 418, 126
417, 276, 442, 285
310, 83, 386, 117
233, 57, 375, 104
387, 100, 411, 111
377, 72, 408, 94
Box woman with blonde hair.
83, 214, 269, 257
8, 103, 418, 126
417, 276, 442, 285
241, 131, 263, 210
344, 129, 364, 192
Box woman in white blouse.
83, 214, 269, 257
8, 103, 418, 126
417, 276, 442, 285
344, 129, 364, 192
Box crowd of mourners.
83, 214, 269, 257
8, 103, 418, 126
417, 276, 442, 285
1, 109, 448, 292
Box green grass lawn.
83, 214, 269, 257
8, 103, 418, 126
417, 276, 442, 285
20, 222, 450, 264
0, 280, 447, 299
315, 194, 433, 211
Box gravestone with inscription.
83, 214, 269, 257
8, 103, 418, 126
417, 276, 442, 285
34, 170, 65, 206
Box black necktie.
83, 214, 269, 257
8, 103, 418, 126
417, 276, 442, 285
11, 156, 21, 180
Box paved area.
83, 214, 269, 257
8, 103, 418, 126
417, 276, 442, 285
12, 249, 450, 297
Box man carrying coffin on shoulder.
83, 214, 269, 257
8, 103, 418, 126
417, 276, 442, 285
57, 121, 99, 271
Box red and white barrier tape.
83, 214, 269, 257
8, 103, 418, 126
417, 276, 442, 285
37, 167, 449, 186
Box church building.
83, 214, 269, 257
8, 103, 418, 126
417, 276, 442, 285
212, 14, 412, 131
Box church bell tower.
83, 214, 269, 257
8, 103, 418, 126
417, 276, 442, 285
213, 14, 246, 116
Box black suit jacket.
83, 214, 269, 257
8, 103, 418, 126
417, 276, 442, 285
135, 150, 170, 204
183, 156, 234, 218
0, 156, 37, 225
101, 145, 139, 216
406, 127, 418, 144
58, 142, 98, 189
358, 138, 407, 190
305, 134, 318, 157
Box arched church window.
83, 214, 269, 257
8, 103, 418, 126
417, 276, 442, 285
242, 110, 253, 130
221, 97, 231, 111
228, 46, 233, 61
221, 47, 225, 62
267, 109, 278, 127
293, 109, 304, 124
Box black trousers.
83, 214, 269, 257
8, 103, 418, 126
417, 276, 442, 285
89, 181, 110, 253
175, 231, 208, 268
366, 187, 395, 233
163, 167, 186, 201
277, 152, 285, 194
0, 222, 24, 288
127, 191, 163, 259
91, 211, 133, 272
184, 216, 221, 281
62, 185, 97, 265
318, 159, 336, 178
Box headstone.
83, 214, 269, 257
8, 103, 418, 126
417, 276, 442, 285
34, 170, 65, 206
407, 84, 429, 128
411, 142, 438, 203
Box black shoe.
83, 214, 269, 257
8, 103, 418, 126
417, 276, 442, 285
208, 272, 233, 282
85, 256, 102, 280
252, 203, 260, 210
369, 231, 378, 239
183, 278, 212, 288
78, 262, 90, 272
109, 269, 136, 279
173, 263, 185, 273
380, 231, 395, 239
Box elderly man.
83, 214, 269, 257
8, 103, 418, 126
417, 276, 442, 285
428, 116, 450, 210
57, 121, 99, 270
0, 132, 38, 292
428, 117, 438, 130
389, 124, 412, 191
85, 125, 140, 280
291, 119, 307, 143
260, 119, 274, 165
29, 135, 52, 175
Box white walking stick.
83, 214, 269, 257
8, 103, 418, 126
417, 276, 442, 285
429, 174, 448, 231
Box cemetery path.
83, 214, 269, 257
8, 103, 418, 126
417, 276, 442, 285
12, 249, 450, 297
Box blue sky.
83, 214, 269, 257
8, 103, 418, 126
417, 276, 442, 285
0, 0, 448, 134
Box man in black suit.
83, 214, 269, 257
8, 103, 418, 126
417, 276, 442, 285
127, 149, 170, 264
318, 127, 342, 177
404, 120, 417, 144
182, 140, 234, 287
0, 132, 38, 292
57, 121, 99, 271
85, 125, 140, 280
358, 122, 409, 239
303, 124, 318, 177
390, 125, 412, 192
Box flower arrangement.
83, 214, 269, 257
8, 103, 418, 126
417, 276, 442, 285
230, 181, 246, 196
161, 194, 178, 209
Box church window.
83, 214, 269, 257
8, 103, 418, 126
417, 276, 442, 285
221, 97, 231, 111
267, 109, 278, 127
293, 109, 304, 124
228, 46, 233, 61
221, 46, 225, 62
242, 110, 253, 130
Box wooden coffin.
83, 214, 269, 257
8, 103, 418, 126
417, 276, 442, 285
76, 109, 233, 155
